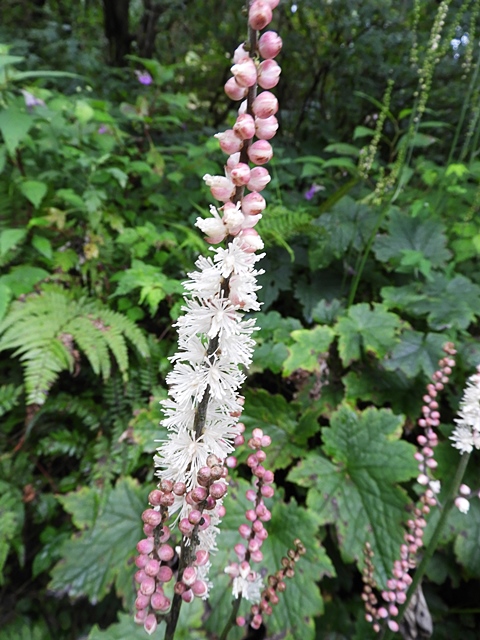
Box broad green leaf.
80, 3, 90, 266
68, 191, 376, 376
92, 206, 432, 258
0, 54, 25, 69
373, 209, 451, 269
49, 478, 145, 604
31, 234, 52, 259
335, 303, 401, 366
324, 142, 360, 157
19, 180, 48, 208
283, 325, 334, 376
0, 228, 27, 256
288, 405, 418, 588
382, 274, 480, 330
353, 125, 375, 139
0, 265, 48, 296
384, 330, 446, 378
74, 100, 94, 123
242, 389, 303, 470
207, 480, 333, 640
446, 163, 469, 178
252, 341, 289, 374
0, 108, 32, 155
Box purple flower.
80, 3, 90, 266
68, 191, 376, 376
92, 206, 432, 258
21, 90, 45, 109
98, 125, 108, 134
135, 70, 153, 86
304, 184, 324, 200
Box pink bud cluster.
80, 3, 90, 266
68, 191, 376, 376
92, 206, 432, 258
198, 1, 282, 248
362, 343, 457, 635
247, 539, 306, 630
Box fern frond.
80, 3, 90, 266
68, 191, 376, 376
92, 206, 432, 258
66, 316, 111, 380
256, 204, 316, 247
95, 307, 149, 359
20, 341, 74, 406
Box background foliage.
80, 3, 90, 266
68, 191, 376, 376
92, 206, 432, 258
1, 1, 480, 638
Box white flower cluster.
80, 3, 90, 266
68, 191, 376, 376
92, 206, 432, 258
154, 238, 264, 549
450, 368, 480, 454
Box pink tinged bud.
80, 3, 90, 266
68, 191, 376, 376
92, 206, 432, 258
210, 482, 227, 499
248, 139, 273, 165
455, 496, 470, 514
148, 489, 163, 505
247, 453, 258, 468
195, 549, 210, 566
140, 576, 156, 596
136, 593, 151, 609
417, 474, 429, 485
236, 616, 246, 627
135, 554, 149, 569
251, 614, 263, 630
188, 509, 203, 525
258, 31, 283, 59
136, 537, 154, 555
143, 524, 154, 536
215, 129, 243, 155
234, 543, 246, 560
192, 579, 209, 598
233, 43, 249, 63
253, 91, 278, 118
226, 456, 237, 468
256, 526, 268, 540
234, 434, 245, 446
135, 569, 147, 584
203, 174, 235, 203
230, 162, 251, 186
250, 549, 264, 563
158, 566, 173, 583
182, 566, 198, 586
233, 113, 256, 140
150, 592, 170, 612
145, 559, 160, 577
247, 166, 271, 192
159, 525, 171, 543
242, 191, 266, 216
255, 115, 279, 140
134, 609, 148, 624
261, 485, 274, 498
158, 543, 174, 562
254, 465, 266, 478
263, 470, 274, 483
173, 481, 186, 496
396, 591, 407, 604
179, 518, 195, 535
459, 484, 471, 495
388, 620, 400, 633
199, 513, 211, 530
246, 489, 257, 502
191, 486, 208, 503
218, 504, 226, 517
144, 613, 158, 635
231, 57, 258, 88
249, 0, 273, 30
248, 538, 261, 552
258, 59, 281, 89
239, 523, 251, 539
142, 509, 162, 527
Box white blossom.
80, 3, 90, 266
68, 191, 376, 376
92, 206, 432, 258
450, 368, 480, 454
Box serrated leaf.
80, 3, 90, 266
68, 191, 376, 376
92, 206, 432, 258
373, 209, 451, 269
49, 477, 145, 603
382, 274, 480, 330
384, 330, 446, 378
288, 405, 418, 588
335, 303, 401, 366
0, 108, 32, 155
207, 479, 333, 640
283, 325, 334, 376
19, 180, 48, 209
0, 228, 27, 256
242, 390, 303, 470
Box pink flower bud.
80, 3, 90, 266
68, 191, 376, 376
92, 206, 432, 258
239, 523, 251, 539
192, 579, 209, 598
233, 43, 249, 63
143, 524, 154, 536
144, 613, 158, 636
258, 31, 283, 59
230, 162, 251, 186
150, 592, 170, 611
140, 576, 156, 596
148, 490, 163, 506
195, 549, 210, 566
142, 509, 162, 527
255, 115, 278, 140
252, 91, 278, 118
203, 174, 235, 202
188, 509, 203, 525
249, 1, 273, 30
258, 59, 281, 89
215, 129, 243, 155
179, 517, 194, 535
224, 77, 249, 101
218, 504, 226, 517
242, 191, 266, 216
261, 485, 274, 498
226, 456, 237, 468
247, 166, 271, 191
182, 566, 198, 586
233, 113, 256, 140
136, 537, 154, 555
135, 554, 149, 569
158, 565, 173, 583
145, 559, 160, 577
234, 543, 246, 560
234, 434, 245, 446
159, 491, 175, 507
227, 152, 240, 170
135, 593, 150, 609
199, 513, 211, 529
250, 549, 264, 563
238, 228, 264, 252
210, 482, 227, 499
173, 482, 186, 495
157, 543, 174, 562
134, 609, 148, 624
231, 57, 258, 88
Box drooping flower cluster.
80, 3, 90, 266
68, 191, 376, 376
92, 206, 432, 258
362, 343, 457, 635
134, 2, 283, 634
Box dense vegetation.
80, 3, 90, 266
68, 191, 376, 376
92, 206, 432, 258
1, 1, 480, 639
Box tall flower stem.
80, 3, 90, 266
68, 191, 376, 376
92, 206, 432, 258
381, 452, 471, 640
219, 595, 243, 640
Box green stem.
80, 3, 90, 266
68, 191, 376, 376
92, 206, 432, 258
382, 452, 471, 640
219, 595, 244, 640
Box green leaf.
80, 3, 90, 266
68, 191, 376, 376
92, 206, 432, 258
353, 125, 375, 139
373, 209, 451, 269
0, 480, 25, 584
0, 108, 32, 156
31, 234, 52, 259
283, 325, 335, 376
49, 478, 145, 603
242, 390, 304, 470
335, 303, 401, 366
0, 618, 49, 640
207, 480, 333, 640
74, 100, 95, 123
382, 274, 480, 330
19, 180, 48, 208
324, 142, 360, 157
0, 265, 48, 296
0, 228, 27, 256
0, 284, 11, 322
288, 405, 418, 588
384, 330, 446, 378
